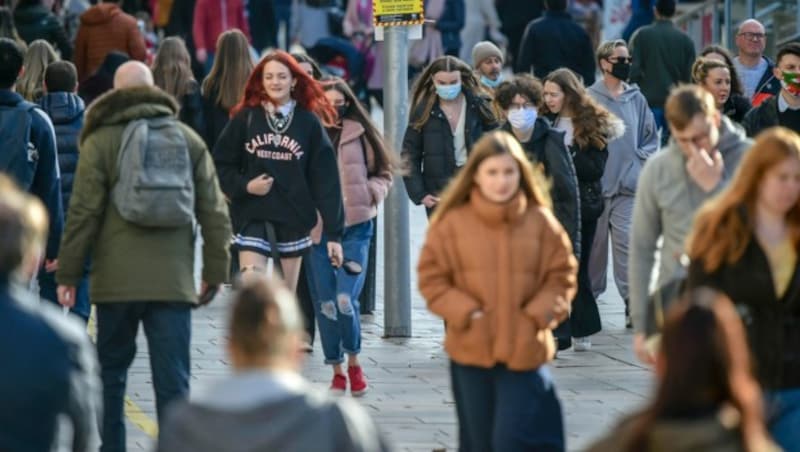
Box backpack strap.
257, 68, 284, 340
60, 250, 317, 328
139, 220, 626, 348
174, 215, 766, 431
263, 221, 284, 277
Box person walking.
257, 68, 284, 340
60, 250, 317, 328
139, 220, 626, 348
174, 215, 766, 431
192, 0, 250, 73
629, 0, 696, 144
700, 45, 753, 124
306, 77, 394, 395
628, 85, 750, 364
692, 57, 751, 125
686, 127, 800, 450
544, 68, 622, 350
587, 39, 659, 328
458, 0, 505, 64
55, 61, 232, 452
733, 19, 780, 107
402, 55, 497, 216
742, 42, 800, 137
587, 288, 779, 452
152, 36, 204, 136
418, 130, 577, 451
472, 40, 505, 96
16, 39, 57, 102
494, 73, 580, 258
13, 0, 72, 59
37, 60, 90, 321
212, 50, 344, 294
156, 276, 390, 452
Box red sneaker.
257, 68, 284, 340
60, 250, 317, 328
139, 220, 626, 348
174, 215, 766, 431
348, 366, 368, 397
330, 374, 347, 394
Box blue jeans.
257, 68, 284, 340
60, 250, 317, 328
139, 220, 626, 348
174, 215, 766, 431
651, 107, 669, 147
38, 266, 90, 322
450, 362, 565, 452
305, 220, 373, 364
767, 388, 800, 451
96, 302, 191, 452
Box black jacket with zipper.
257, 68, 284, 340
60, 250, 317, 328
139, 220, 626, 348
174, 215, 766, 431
402, 92, 497, 204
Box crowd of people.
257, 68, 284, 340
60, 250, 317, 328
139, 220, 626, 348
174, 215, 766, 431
1, 0, 800, 450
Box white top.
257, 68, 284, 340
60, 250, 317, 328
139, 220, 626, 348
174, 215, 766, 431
734, 56, 769, 100
453, 97, 467, 166
553, 116, 575, 147
778, 93, 800, 112
190, 369, 309, 411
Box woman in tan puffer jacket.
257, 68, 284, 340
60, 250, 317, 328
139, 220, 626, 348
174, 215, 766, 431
418, 130, 577, 451
306, 78, 394, 397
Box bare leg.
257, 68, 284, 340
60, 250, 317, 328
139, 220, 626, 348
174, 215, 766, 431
280, 256, 302, 293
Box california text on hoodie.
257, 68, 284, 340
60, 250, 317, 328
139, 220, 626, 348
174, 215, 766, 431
588, 79, 659, 197
628, 117, 751, 333
418, 188, 578, 370
73, 3, 147, 82
213, 106, 345, 242
38, 91, 85, 214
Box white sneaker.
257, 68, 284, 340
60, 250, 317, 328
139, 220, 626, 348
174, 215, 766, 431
573, 337, 592, 352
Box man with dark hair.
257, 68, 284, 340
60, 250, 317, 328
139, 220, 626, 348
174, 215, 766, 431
742, 42, 800, 136
38, 60, 89, 321
73, 0, 147, 82
0, 37, 63, 296
629, 0, 696, 145
515, 0, 596, 85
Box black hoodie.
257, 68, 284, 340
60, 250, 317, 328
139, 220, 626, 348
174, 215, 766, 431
213, 105, 344, 242
13, 2, 72, 59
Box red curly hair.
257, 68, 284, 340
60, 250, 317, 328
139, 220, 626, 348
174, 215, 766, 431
231, 50, 336, 126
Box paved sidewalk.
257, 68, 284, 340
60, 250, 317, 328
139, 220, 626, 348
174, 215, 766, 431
122, 203, 652, 452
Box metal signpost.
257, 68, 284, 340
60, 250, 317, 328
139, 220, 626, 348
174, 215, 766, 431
374, 0, 423, 337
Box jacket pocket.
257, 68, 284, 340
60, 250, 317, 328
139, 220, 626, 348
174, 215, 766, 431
508, 314, 549, 371
446, 310, 493, 364
619, 158, 643, 195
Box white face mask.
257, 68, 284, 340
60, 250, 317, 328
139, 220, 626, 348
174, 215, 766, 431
507, 107, 537, 131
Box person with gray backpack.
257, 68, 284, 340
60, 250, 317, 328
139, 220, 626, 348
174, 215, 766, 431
0, 38, 63, 290
55, 61, 232, 452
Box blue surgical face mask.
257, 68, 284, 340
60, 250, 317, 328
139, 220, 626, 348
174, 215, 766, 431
481, 74, 503, 89
507, 107, 537, 131
435, 82, 462, 101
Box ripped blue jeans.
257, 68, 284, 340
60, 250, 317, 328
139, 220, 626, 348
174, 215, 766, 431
305, 220, 373, 364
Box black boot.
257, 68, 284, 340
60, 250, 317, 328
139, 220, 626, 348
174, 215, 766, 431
624, 298, 633, 329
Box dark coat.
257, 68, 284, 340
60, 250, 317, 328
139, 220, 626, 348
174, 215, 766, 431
13, 3, 73, 59
516, 11, 596, 85
501, 120, 580, 255
723, 93, 752, 124
38, 92, 85, 214
742, 95, 780, 137
201, 86, 231, 150
751, 57, 781, 107
435, 0, 465, 55
402, 92, 498, 204
687, 236, 800, 390
570, 141, 608, 222
177, 80, 205, 138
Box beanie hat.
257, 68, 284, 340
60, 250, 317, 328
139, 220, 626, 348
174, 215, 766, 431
472, 41, 504, 67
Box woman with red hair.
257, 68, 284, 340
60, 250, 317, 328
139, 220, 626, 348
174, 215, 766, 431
213, 51, 344, 295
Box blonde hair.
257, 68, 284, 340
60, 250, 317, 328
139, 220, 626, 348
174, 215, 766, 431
430, 130, 551, 224
691, 57, 730, 86
17, 40, 57, 101
596, 39, 627, 64
0, 175, 48, 278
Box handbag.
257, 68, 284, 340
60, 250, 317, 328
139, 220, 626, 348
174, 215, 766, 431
643, 254, 689, 337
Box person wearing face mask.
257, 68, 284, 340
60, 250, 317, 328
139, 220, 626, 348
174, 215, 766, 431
544, 68, 624, 352
472, 41, 505, 93
494, 74, 580, 258
306, 78, 394, 395
743, 43, 800, 137
402, 55, 498, 216
587, 40, 659, 329
418, 130, 577, 451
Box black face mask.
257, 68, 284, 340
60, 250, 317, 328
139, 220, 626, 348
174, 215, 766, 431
336, 105, 348, 121
610, 61, 631, 81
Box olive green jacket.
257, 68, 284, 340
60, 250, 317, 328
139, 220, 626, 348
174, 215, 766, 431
56, 86, 231, 303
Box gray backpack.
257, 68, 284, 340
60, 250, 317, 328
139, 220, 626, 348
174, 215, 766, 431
112, 116, 195, 227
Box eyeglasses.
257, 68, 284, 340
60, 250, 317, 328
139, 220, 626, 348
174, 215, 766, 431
607, 56, 633, 64
738, 32, 766, 41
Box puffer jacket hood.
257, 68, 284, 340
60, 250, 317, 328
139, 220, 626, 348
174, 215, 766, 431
81, 85, 178, 145
39, 92, 85, 125
80, 3, 122, 26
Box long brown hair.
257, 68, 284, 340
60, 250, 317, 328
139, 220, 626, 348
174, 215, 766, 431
701, 45, 744, 96
687, 127, 800, 273
430, 130, 551, 224
320, 77, 398, 175
543, 68, 618, 150
230, 50, 335, 126
17, 39, 57, 101
201, 29, 253, 112
625, 288, 770, 452
152, 37, 195, 102
409, 56, 482, 130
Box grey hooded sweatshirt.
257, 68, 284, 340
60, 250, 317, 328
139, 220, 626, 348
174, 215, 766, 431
588, 79, 660, 197
157, 370, 391, 452
629, 117, 751, 333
